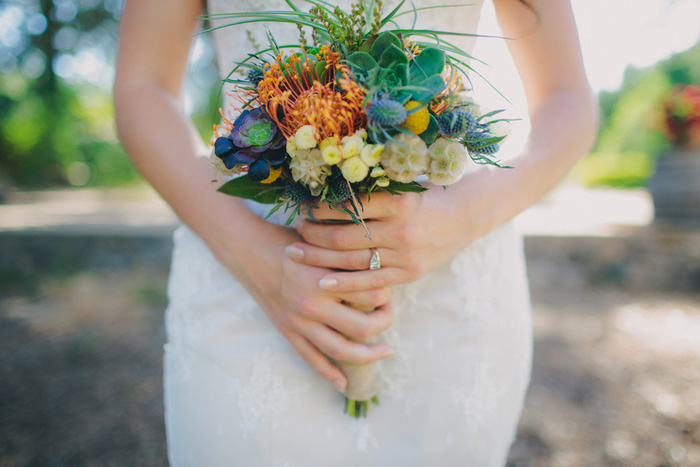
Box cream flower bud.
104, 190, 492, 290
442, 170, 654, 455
294, 125, 318, 149
286, 138, 299, 158
381, 133, 429, 183
427, 138, 467, 185
370, 166, 386, 178
341, 157, 369, 183
361, 144, 384, 167
376, 177, 390, 187
341, 135, 363, 159
428, 137, 451, 159
322, 143, 343, 165
354, 128, 368, 141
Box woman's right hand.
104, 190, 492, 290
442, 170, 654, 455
210, 217, 394, 393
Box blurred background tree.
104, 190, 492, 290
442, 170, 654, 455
0, 0, 219, 190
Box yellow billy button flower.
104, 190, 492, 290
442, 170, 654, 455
319, 136, 339, 151
321, 143, 343, 165
403, 100, 430, 135
341, 134, 363, 159
261, 165, 282, 184
286, 138, 298, 158
361, 143, 384, 167
294, 125, 318, 149
341, 156, 369, 183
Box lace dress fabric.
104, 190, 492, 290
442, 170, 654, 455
164, 1, 532, 465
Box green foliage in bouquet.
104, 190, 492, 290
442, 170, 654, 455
345, 31, 445, 144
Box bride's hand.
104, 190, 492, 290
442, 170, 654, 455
211, 219, 394, 393
288, 184, 484, 292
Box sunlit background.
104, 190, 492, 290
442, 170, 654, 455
1, 1, 699, 466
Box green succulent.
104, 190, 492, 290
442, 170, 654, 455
345, 31, 444, 144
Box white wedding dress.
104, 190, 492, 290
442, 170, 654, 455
164, 1, 532, 465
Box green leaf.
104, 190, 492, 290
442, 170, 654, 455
419, 114, 439, 145
346, 52, 378, 72
478, 109, 506, 120
391, 62, 409, 85
315, 59, 326, 81
384, 180, 428, 195
217, 176, 285, 204
370, 31, 402, 61
359, 35, 377, 54
264, 201, 286, 219
404, 75, 446, 102
409, 47, 445, 82
378, 44, 409, 69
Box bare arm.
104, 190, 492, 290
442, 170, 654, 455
290, 0, 598, 289
114, 0, 394, 391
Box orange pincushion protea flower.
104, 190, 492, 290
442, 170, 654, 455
257, 46, 366, 142
431, 62, 466, 115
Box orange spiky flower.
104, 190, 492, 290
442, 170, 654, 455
257, 45, 366, 142
431, 61, 467, 115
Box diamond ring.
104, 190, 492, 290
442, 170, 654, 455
369, 248, 381, 270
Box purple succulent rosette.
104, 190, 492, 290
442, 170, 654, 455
214, 107, 287, 181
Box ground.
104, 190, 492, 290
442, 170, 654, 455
1, 267, 698, 466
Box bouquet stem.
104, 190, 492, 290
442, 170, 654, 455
336, 303, 380, 417
345, 395, 379, 418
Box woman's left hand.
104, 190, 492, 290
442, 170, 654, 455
288, 183, 485, 293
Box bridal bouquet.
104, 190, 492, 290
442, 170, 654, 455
205, 0, 507, 417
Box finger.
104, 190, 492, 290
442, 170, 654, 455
283, 329, 348, 392
303, 300, 393, 341
307, 192, 390, 221
302, 320, 394, 365
336, 287, 392, 310
297, 218, 374, 250
285, 242, 399, 271
318, 267, 413, 292
298, 218, 407, 251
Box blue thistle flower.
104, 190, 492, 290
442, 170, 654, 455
438, 109, 478, 137
456, 110, 478, 133
247, 68, 264, 87
466, 131, 500, 155
284, 182, 311, 204
365, 99, 407, 127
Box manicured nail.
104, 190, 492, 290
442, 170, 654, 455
319, 278, 338, 289
284, 245, 304, 259
333, 380, 346, 393
383, 348, 395, 358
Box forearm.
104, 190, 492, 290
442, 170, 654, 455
454, 88, 598, 241
114, 81, 279, 282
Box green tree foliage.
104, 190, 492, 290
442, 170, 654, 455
0, 0, 130, 188
0, 0, 220, 189
576, 41, 700, 187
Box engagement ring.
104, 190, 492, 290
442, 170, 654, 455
369, 248, 381, 270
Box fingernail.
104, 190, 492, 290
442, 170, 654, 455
319, 278, 338, 289
383, 348, 395, 358
333, 380, 346, 393
284, 245, 304, 259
